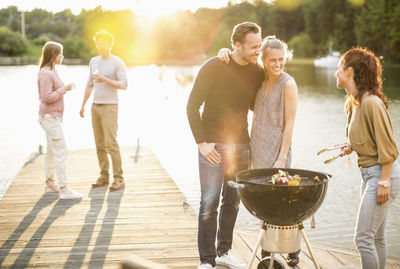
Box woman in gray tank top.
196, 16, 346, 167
251, 36, 298, 170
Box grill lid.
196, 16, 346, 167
233, 168, 331, 226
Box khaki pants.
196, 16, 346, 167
91, 104, 123, 180
38, 115, 68, 188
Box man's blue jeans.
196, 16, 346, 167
197, 143, 250, 266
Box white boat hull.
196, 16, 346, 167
314, 55, 340, 68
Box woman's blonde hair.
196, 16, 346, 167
261, 35, 292, 61
39, 41, 63, 69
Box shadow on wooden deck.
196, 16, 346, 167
64, 188, 124, 268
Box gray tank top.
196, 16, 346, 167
251, 72, 293, 168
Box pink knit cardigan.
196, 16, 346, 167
37, 67, 66, 117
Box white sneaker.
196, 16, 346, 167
59, 190, 83, 199
215, 250, 246, 269
197, 263, 214, 269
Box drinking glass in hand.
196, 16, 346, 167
92, 66, 99, 75
92, 62, 99, 75
92, 63, 99, 83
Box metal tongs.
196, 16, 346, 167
317, 143, 347, 164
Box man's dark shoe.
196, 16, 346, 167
92, 177, 109, 188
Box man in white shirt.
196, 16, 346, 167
80, 30, 128, 191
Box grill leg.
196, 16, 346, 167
268, 253, 275, 269
300, 228, 320, 269
246, 228, 266, 269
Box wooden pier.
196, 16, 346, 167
0, 147, 399, 268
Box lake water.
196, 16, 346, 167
0, 62, 399, 257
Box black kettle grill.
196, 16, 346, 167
229, 168, 331, 269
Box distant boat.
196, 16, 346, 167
314, 42, 340, 68
314, 50, 340, 68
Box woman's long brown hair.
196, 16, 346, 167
38, 41, 62, 69
342, 47, 388, 110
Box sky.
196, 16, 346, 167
0, 0, 242, 16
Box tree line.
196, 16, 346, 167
0, 0, 399, 66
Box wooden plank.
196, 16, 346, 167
1, 244, 199, 268
300, 242, 346, 268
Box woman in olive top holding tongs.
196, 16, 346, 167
336, 47, 400, 269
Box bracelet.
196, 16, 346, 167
378, 180, 391, 188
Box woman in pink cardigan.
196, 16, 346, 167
37, 41, 83, 199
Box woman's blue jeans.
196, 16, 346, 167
356, 159, 400, 269
197, 143, 250, 266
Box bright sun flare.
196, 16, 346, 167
130, 1, 190, 18
0, 0, 234, 16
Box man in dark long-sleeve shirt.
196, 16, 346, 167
187, 56, 264, 144
187, 22, 264, 269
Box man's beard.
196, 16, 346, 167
240, 52, 257, 64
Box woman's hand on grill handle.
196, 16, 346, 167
198, 142, 222, 164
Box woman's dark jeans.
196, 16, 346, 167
197, 143, 250, 266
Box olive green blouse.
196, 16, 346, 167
346, 93, 398, 167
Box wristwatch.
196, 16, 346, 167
378, 180, 391, 188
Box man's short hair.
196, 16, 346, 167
93, 30, 114, 45
231, 22, 261, 45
